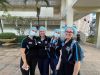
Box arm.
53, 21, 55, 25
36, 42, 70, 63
20, 48, 27, 64
56, 50, 62, 70
73, 42, 81, 75
20, 48, 29, 70
73, 61, 80, 75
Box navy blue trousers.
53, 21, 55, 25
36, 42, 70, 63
49, 57, 58, 75
38, 58, 49, 75
20, 58, 38, 75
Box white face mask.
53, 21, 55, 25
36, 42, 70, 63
57, 34, 60, 38
29, 31, 36, 36
54, 33, 60, 38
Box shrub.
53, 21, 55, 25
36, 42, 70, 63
0, 33, 16, 39
86, 35, 96, 44
16, 35, 26, 43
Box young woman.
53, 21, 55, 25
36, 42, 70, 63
49, 29, 62, 75
56, 26, 83, 75
20, 27, 38, 75
37, 26, 51, 75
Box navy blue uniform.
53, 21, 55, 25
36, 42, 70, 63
57, 39, 82, 75
20, 36, 38, 75
37, 36, 51, 75
49, 38, 62, 75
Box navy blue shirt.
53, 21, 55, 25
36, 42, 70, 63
37, 36, 51, 59
49, 38, 62, 58
21, 36, 38, 58
61, 39, 82, 63
57, 39, 82, 75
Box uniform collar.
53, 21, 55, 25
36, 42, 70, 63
64, 38, 73, 44
27, 36, 36, 40
39, 35, 47, 40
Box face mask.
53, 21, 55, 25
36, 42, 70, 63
29, 31, 36, 36
54, 33, 60, 38
57, 34, 60, 38
54, 33, 58, 38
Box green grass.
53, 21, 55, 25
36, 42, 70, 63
86, 35, 96, 44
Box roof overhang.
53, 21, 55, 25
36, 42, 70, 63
73, 0, 100, 20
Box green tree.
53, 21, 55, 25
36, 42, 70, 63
0, 0, 10, 33
0, 0, 10, 11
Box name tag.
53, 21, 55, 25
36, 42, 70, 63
28, 42, 32, 44
45, 41, 48, 44
38, 41, 41, 44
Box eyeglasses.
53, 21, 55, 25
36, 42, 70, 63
32, 30, 35, 32
66, 31, 73, 33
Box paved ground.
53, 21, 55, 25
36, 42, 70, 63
0, 44, 100, 75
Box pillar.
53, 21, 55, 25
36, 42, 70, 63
45, 20, 47, 30
60, 0, 66, 29
30, 21, 32, 28
0, 19, 4, 33
66, 0, 74, 26
96, 13, 100, 48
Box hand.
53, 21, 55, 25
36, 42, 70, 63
56, 64, 60, 70
55, 43, 58, 46
22, 63, 29, 71
73, 74, 77, 75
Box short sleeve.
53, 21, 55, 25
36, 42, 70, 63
73, 42, 83, 62
48, 37, 51, 43
21, 38, 27, 48
57, 40, 62, 50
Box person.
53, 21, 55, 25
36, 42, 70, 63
20, 27, 38, 75
56, 26, 84, 75
37, 26, 51, 75
77, 31, 81, 43
49, 29, 62, 75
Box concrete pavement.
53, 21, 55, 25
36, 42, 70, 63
0, 44, 100, 75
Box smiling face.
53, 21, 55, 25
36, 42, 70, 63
39, 30, 46, 37
65, 28, 74, 40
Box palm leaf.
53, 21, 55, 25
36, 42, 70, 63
0, 0, 10, 11
0, 0, 9, 5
